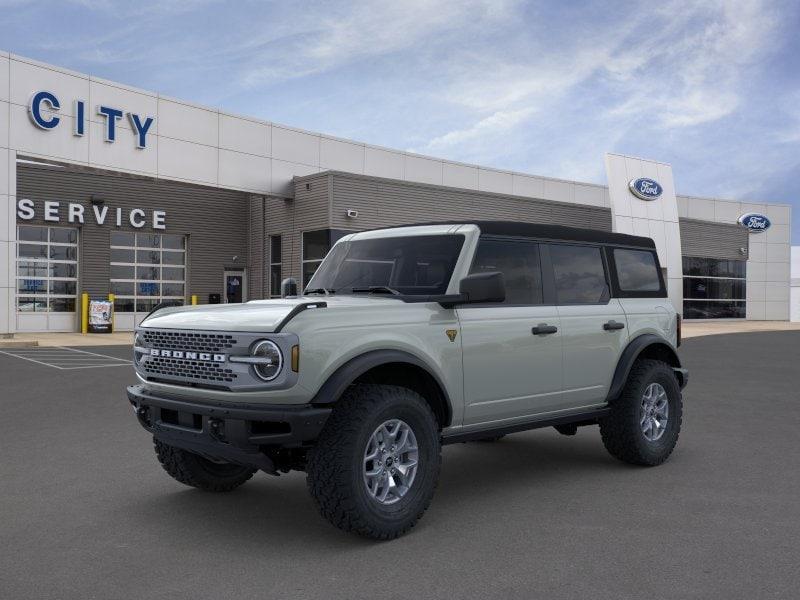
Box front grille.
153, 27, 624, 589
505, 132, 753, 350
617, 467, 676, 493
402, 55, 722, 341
142, 330, 237, 353
143, 356, 238, 383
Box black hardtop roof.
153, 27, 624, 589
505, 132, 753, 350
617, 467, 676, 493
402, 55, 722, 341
391, 221, 656, 249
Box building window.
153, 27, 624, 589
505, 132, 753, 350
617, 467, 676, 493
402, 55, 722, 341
110, 232, 186, 313
683, 257, 746, 319
269, 235, 282, 298
16, 225, 79, 313
301, 229, 352, 289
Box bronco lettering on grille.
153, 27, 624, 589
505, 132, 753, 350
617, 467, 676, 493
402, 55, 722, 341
149, 349, 226, 362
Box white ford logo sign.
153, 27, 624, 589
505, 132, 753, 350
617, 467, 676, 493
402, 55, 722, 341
628, 178, 663, 201
737, 213, 771, 233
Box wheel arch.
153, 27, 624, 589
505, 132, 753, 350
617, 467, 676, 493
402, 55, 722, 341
310, 350, 453, 428
607, 334, 684, 402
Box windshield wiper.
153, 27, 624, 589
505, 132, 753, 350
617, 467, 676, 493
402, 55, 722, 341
305, 287, 334, 295
351, 286, 401, 295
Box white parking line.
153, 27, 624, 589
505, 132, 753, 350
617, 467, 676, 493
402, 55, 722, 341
0, 346, 132, 370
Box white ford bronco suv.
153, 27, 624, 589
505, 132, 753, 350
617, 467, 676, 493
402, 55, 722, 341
128, 221, 688, 539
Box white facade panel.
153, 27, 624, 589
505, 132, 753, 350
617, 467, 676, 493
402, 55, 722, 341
765, 224, 790, 244
320, 137, 364, 173
714, 200, 742, 224
766, 243, 791, 263
272, 126, 319, 167
573, 184, 606, 208
404, 155, 442, 185
157, 98, 218, 147
89, 79, 158, 135
218, 149, 270, 192
271, 159, 318, 196
512, 174, 545, 199
747, 240, 766, 262
747, 261, 766, 282
219, 114, 270, 157
655, 163, 678, 223
157, 136, 217, 185
9, 56, 89, 116
10, 103, 89, 163
791, 287, 800, 322
364, 146, 404, 180
686, 197, 715, 221
765, 301, 789, 320
0, 100, 8, 149
0, 147, 7, 195
0, 55, 8, 102
478, 169, 513, 195
676, 195, 689, 218
766, 204, 791, 225
0, 239, 8, 285
764, 282, 789, 302
543, 179, 572, 204
747, 300, 766, 320
88, 120, 158, 175
766, 261, 790, 283
443, 162, 479, 190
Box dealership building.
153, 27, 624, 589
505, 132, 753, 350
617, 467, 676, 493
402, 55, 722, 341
0, 51, 793, 333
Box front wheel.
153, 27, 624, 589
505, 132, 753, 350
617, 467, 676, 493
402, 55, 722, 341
306, 384, 441, 540
153, 439, 256, 492
599, 359, 683, 466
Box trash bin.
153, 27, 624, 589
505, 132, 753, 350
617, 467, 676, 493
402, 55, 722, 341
208, 293, 221, 304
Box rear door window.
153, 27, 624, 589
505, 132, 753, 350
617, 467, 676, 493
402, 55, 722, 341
549, 244, 608, 304
470, 238, 543, 304
613, 249, 661, 292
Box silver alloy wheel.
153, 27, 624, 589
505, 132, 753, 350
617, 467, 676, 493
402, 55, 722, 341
640, 382, 669, 442
363, 419, 419, 505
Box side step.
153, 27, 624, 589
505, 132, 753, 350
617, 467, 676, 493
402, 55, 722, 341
442, 407, 611, 445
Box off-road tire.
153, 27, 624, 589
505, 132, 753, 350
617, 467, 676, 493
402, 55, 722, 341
153, 438, 256, 492
599, 359, 682, 466
306, 384, 441, 540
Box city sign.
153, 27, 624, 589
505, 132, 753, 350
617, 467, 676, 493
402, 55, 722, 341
28, 90, 155, 149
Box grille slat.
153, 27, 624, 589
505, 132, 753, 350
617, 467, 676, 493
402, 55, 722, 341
140, 329, 240, 384
142, 330, 236, 353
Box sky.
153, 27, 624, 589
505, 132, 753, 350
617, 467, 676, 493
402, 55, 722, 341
2, 0, 800, 241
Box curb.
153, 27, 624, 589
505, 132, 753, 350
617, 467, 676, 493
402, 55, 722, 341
0, 340, 39, 349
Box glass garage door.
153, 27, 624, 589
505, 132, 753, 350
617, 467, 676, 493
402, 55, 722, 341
683, 257, 746, 319
16, 225, 79, 332
109, 232, 186, 330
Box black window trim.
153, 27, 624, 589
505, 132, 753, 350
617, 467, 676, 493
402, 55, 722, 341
606, 247, 667, 299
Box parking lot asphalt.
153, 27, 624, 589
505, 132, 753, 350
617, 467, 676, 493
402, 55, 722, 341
1, 333, 799, 600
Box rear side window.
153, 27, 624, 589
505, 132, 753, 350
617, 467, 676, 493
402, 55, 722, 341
614, 249, 661, 292
470, 238, 543, 304
549, 244, 608, 304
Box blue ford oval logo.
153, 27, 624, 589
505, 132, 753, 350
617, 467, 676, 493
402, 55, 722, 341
737, 213, 771, 233
628, 178, 663, 201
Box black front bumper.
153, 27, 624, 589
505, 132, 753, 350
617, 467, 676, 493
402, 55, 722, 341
127, 385, 331, 473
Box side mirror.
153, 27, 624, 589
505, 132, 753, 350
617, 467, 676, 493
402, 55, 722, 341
281, 277, 298, 298
458, 271, 505, 304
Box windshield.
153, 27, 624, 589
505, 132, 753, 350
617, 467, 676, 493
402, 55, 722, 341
305, 234, 465, 296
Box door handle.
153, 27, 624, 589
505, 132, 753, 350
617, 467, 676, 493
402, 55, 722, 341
532, 324, 558, 335
603, 320, 625, 331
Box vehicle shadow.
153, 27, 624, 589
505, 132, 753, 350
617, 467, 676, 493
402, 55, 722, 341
127, 428, 620, 547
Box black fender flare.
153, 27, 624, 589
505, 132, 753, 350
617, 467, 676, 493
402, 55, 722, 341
606, 334, 684, 402
310, 349, 453, 426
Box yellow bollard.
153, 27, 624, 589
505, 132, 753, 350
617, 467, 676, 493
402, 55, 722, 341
108, 293, 115, 333
191, 294, 198, 306
81, 292, 89, 334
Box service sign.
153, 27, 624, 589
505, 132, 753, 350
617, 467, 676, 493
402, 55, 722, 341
737, 213, 771, 233
88, 300, 113, 334
628, 178, 663, 201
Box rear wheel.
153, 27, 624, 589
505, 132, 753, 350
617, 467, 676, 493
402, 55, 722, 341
599, 359, 682, 466
153, 439, 256, 492
306, 384, 441, 540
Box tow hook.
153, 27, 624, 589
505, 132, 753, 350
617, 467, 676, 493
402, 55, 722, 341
135, 405, 151, 428
208, 418, 225, 442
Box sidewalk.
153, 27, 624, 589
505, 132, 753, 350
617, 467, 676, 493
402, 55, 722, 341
682, 320, 800, 338
0, 331, 134, 348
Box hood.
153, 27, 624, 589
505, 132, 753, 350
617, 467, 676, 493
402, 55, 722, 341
139, 295, 404, 332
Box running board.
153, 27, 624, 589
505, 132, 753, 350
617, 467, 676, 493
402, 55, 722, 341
442, 407, 611, 445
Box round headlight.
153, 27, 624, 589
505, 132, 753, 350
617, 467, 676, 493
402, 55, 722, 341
134, 333, 146, 365
252, 340, 283, 381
